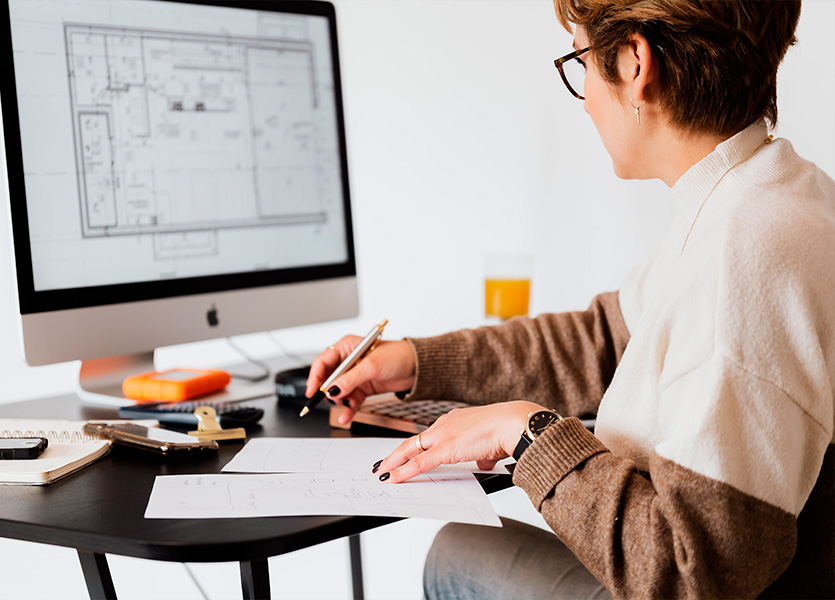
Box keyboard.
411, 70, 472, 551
329, 395, 469, 434
118, 400, 264, 428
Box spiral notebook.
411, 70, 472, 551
0, 418, 154, 485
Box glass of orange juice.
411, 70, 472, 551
484, 254, 532, 321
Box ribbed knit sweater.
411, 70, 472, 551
406, 120, 835, 598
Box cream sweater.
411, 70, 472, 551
406, 119, 835, 597
597, 119, 835, 516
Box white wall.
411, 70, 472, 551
0, 1, 833, 403
0, 1, 832, 598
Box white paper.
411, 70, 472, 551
221, 437, 515, 476
144, 471, 502, 527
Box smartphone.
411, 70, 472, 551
0, 437, 48, 459
83, 423, 218, 455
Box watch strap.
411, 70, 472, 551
513, 432, 532, 462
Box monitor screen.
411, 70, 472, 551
6, 0, 354, 310
1, 0, 358, 393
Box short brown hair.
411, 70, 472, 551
554, 0, 801, 136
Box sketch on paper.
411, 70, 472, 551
221, 437, 515, 476
144, 472, 503, 527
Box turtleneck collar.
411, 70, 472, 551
671, 120, 770, 225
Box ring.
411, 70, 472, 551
415, 434, 425, 452
328, 345, 336, 351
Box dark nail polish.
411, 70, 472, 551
327, 398, 335, 405
372, 460, 382, 473
342, 399, 351, 407
327, 385, 341, 397
379, 472, 390, 481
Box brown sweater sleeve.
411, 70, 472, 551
405, 291, 630, 416
513, 418, 799, 599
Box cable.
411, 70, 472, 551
183, 564, 210, 600
224, 337, 270, 382
265, 331, 311, 367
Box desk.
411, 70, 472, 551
0, 393, 510, 600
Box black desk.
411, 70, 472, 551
0, 393, 509, 600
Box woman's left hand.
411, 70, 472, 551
372, 400, 546, 483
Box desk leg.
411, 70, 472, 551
240, 559, 271, 600
77, 551, 117, 600
349, 534, 365, 600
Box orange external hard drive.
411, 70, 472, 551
122, 369, 231, 402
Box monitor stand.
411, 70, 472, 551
76, 352, 275, 407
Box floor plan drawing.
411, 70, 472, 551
65, 23, 333, 251
145, 472, 503, 526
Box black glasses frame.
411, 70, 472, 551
554, 46, 591, 100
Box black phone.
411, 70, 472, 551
0, 437, 48, 459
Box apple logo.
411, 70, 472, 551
207, 304, 219, 327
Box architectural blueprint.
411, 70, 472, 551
11, 0, 349, 290
66, 23, 335, 256
145, 472, 503, 526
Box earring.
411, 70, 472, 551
630, 98, 645, 125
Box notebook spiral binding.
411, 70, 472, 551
0, 429, 102, 443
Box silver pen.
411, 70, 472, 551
299, 319, 388, 417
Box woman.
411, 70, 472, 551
307, 0, 834, 597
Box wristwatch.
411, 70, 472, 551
513, 409, 562, 461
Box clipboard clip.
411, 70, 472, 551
188, 406, 246, 442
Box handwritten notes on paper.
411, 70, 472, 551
222, 437, 400, 473
144, 471, 502, 526
221, 437, 514, 476
145, 437, 510, 525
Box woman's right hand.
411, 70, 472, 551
305, 338, 416, 425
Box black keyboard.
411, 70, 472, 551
118, 400, 264, 428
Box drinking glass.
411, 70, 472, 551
484, 254, 532, 320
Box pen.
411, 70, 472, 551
299, 319, 388, 417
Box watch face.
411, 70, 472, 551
528, 410, 560, 437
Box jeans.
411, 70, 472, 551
424, 517, 612, 600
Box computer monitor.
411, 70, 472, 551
1, 0, 358, 404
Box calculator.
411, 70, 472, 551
118, 400, 264, 428
329, 395, 598, 434
330, 395, 470, 434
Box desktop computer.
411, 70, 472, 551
1, 0, 358, 404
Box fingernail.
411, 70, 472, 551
379, 472, 390, 481
342, 399, 351, 407
327, 385, 341, 398
372, 460, 382, 473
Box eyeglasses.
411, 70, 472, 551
554, 46, 591, 100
